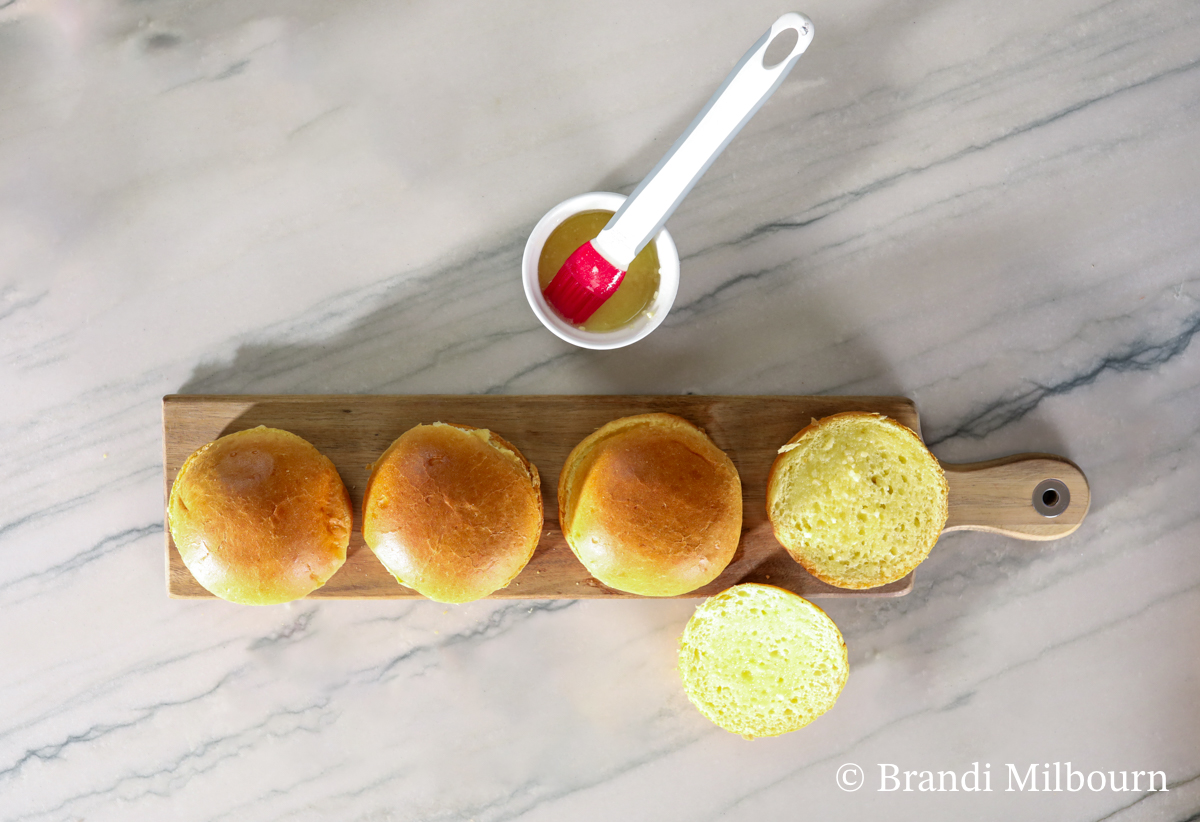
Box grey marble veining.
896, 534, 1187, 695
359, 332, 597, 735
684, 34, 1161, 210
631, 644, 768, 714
2, 0, 1199, 819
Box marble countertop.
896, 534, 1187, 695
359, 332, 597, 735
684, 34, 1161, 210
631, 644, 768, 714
3, 0, 1198, 819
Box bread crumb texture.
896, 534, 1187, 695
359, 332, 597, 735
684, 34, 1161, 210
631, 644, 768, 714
767, 413, 948, 589
679, 584, 848, 739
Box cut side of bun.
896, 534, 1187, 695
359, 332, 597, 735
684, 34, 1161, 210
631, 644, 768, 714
767, 412, 948, 589
558, 413, 742, 597
168, 426, 352, 605
363, 423, 543, 604
679, 583, 848, 739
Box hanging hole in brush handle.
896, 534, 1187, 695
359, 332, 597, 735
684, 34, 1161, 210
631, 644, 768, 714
763, 25, 802, 69
941, 454, 1091, 540
593, 13, 815, 268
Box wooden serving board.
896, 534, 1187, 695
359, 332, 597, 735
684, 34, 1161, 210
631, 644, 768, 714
163, 395, 1089, 600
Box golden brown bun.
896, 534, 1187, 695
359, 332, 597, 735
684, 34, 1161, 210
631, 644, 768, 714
362, 423, 543, 604
168, 426, 352, 605
558, 413, 742, 597
767, 412, 949, 589
679, 583, 848, 739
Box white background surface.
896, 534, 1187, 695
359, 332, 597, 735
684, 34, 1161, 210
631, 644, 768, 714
2, 0, 1198, 819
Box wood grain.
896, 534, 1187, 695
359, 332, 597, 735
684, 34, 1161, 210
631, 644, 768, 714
942, 454, 1089, 539
163, 395, 1089, 601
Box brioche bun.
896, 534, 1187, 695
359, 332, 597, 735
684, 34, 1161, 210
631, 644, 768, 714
168, 426, 352, 605
767, 412, 949, 589
558, 413, 742, 597
679, 583, 848, 739
362, 423, 543, 604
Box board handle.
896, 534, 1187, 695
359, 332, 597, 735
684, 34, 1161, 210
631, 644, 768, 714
941, 453, 1090, 541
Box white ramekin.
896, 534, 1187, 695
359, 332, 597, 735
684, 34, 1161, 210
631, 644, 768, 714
522, 192, 680, 350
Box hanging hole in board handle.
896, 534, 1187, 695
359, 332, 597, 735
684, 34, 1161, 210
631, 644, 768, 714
761, 13, 815, 71
1032, 478, 1070, 518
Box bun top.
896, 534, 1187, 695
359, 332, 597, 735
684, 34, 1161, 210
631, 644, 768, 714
678, 583, 848, 739
168, 426, 352, 605
362, 423, 543, 604
767, 412, 949, 589
558, 413, 742, 597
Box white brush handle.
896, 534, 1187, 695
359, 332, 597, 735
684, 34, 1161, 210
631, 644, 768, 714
592, 13, 814, 268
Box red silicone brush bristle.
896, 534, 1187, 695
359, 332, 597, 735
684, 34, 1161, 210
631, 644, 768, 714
542, 241, 626, 324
